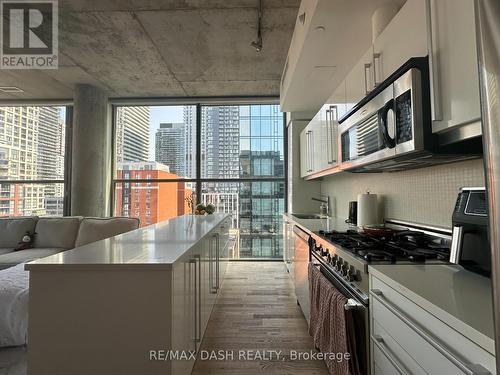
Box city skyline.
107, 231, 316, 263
0, 103, 285, 258
114, 104, 285, 257
0, 106, 66, 216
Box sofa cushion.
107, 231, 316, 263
75, 217, 140, 247
0, 248, 64, 266
0, 248, 13, 256
0, 217, 38, 248
33, 217, 82, 249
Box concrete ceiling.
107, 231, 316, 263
0, 0, 299, 100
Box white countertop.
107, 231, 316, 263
369, 264, 495, 354
25, 214, 229, 271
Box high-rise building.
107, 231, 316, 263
115, 161, 193, 226
155, 123, 185, 176
0, 106, 65, 216
115, 106, 150, 163
183, 106, 197, 178
37, 107, 65, 205
201, 106, 240, 179
200, 104, 284, 258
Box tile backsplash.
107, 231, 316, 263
320, 159, 485, 228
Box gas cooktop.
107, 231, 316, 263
315, 229, 451, 264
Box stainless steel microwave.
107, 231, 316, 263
338, 58, 481, 172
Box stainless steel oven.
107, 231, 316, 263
311, 250, 369, 375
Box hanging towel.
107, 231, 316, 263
307, 263, 361, 375
308, 262, 322, 345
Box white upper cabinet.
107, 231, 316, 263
299, 129, 309, 178
294, 0, 481, 178
299, 103, 340, 179
372, 0, 428, 84
428, 0, 481, 136
345, 46, 376, 106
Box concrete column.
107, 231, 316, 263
71, 84, 111, 217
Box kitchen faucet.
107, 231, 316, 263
311, 195, 330, 218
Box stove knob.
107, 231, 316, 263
353, 270, 362, 282
346, 265, 355, 281
341, 263, 348, 276
335, 258, 343, 271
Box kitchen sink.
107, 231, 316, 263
291, 213, 327, 219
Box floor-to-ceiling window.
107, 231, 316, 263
0, 106, 70, 217
112, 102, 286, 259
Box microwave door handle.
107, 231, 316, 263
378, 98, 396, 149
450, 226, 464, 264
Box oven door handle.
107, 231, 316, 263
344, 298, 364, 310
378, 98, 396, 149
311, 264, 366, 311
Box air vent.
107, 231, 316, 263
356, 113, 380, 157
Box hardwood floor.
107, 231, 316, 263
192, 262, 329, 375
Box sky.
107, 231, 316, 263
148, 106, 185, 160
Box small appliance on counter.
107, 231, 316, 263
450, 187, 490, 277
357, 192, 379, 227
346, 201, 358, 225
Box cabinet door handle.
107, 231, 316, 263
425, 0, 442, 121
195, 254, 201, 342
215, 233, 220, 291
211, 236, 217, 294
373, 53, 381, 87
371, 334, 410, 375
189, 258, 199, 346
328, 106, 338, 164
325, 110, 331, 165
370, 289, 491, 375
208, 239, 213, 292
307, 131, 311, 172
364, 63, 372, 95
306, 131, 312, 173
310, 130, 314, 172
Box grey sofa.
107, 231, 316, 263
0, 216, 140, 269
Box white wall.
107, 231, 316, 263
320, 159, 485, 228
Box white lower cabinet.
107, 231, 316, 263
172, 218, 230, 375
369, 274, 495, 375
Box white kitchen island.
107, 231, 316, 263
25, 213, 231, 375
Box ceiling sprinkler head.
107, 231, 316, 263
251, 39, 262, 52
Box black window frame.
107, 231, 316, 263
110, 100, 288, 258
0, 104, 73, 217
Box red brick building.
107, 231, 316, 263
115, 162, 193, 227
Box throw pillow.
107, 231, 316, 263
14, 231, 36, 251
